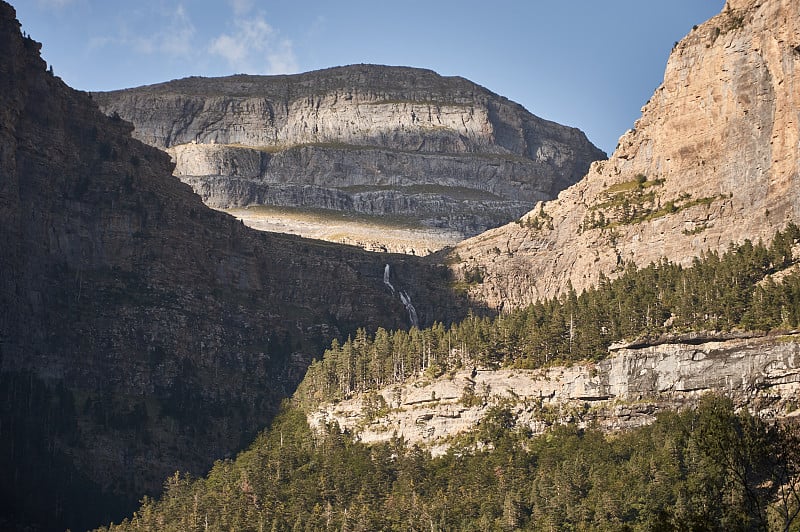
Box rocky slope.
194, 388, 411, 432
449, 0, 800, 309
0, 4, 470, 530
92, 65, 605, 246
309, 332, 800, 454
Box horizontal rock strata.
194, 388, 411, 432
309, 333, 800, 454
93, 65, 605, 241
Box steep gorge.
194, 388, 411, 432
450, 0, 800, 309
6, 0, 800, 529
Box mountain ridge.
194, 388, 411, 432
92, 64, 605, 248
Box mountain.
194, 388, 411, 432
448, 0, 800, 309
92, 66, 605, 253
0, 3, 470, 530
62, 0, 800, 528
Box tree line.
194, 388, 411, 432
96, 224, 800, 531
296, 224, 800, 407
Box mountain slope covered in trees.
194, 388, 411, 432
99, 398, 800, 531
100, 223, 800, 531
297, 224, 800, 406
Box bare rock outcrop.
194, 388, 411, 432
310, 333, 800, 453
93, 66, 605, 239
449, 0, 800, 308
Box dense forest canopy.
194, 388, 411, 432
99, 396, 800, 531
296, 224, 800, 407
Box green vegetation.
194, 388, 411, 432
683, 221, 712, 235
720, 7, 746, 34
365, 98, 472, 108
98, 396, 800, 531
519, 203, 554, 230
97, 224, 800, 531
297, 224, 800, 407
228, 204, 433, 232
580, 176, 722, 232
222, 143, 286, 153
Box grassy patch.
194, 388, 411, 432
365, 99, 472, 109
581, 176, 721, 231
341, 184, 505, 201
231, 204, 429, 230
174, 141, 533, 164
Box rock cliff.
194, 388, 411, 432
310, 332, 800, 454
0, 4, 468, 530
449, 0, 800, 309
92, 66, 605, 245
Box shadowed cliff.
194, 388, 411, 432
0, 3, 471, 530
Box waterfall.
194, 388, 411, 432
384, 264, 419, 328
383, 264, 395, 294
399, 291, 419, 329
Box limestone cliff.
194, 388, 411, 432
0, 4, 468, 531
92, 66, 605, 242
449, 0, 800, 309
310, 332, 800, 454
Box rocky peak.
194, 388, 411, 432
93, 66, 605, 249
448, 0, 800, 309
726, 0, 759, 10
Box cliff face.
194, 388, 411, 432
310, 333, 800, 454
92, 66, 605, 241
449, 0, 800, 309
0, 4, 468, 531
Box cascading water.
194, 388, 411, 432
384, 264, 419, 328
399, 291, 419, 328
383, 264, 395, 294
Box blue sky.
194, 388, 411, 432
14, 0, 725, 154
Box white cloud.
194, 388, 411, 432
267, 39, 297, 74
209, 15, 298, 75
90, 3, 196, 59
135, 4, 195, 58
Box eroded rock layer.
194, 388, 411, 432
310, 333, 800, 454
93, 65, 605, 239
